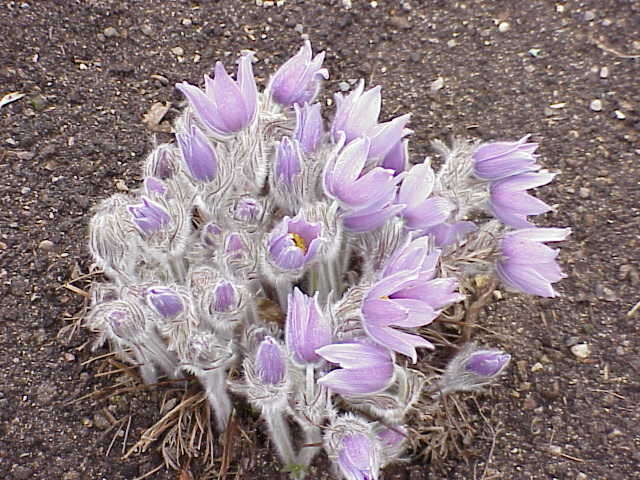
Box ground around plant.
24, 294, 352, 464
0, 1, 639, 479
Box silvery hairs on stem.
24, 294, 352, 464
85, 40, 569, 479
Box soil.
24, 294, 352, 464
1, 1, 639, 479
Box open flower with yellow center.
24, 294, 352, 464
267, 213, 324, 272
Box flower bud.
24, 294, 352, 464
146, 286, 184, 319
210, 280, 239, 313
285, 288, 331, 365
255, 337, 286, 385
273, 136, 302, 187
177, 124, 218, 182
127, 196, 171, 236
269, 40, 328, 106
294, 102, 324, 154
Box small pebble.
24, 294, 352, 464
570, 343, 591, 359
599, 66, 609, 78
103, 27, 119, 38
576, 473, 588, 480
531, 362, 544, 372
38, 239, 54, 251
498, 22, 510, 33
614, 110, 626, 120
338, 81, 351, 92
140, 24, 153, 36
578, 187, 590, 199
171, 46, 184, 56
590, 99, 603, 111
584, 10, 596, 21
430, 77, 444, 92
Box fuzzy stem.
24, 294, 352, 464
202, 368, 232, 432
275, 278, 292, 313
264, 408, 297, 467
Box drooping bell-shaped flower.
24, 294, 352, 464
127, 196, 171, 236
285, 287, 332, 365
316, 340, 394, 395
398, 163, 453, 230
294, 102, 324, 153
331, 79, 411, 159
273, 136, 303, 187
146, 286, 185, 319
176, 124, 218, 182
324, 136, 398, 210
268, 40, 329, 106
496, 227, 570, 297
255, 336, 286, 385
473, 135, 539, 180
176, 53, 258, 136
267, 213, 323, 271
489, 172, 555, 228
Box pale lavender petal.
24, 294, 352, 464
361, 298, 407, 327
403, 196, 453, 230
176, 81, 225, 133
425, 221, 477, 247
364, 323, 433, 363
317, 366, 392, 395
294, 102, 324, 153
315, 342, 390, 369
210, 61, 247, 132
381, 138, 408, 175
274, 137, 302, 185
508, 227, 571, 243
367, 114, 411, 159
398, 163, 435, 207
237, 53, 258, 122
256, 337, 285, 385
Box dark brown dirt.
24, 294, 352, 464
1, 1, 638, 479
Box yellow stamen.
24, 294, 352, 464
380, 295, 390, 300
290, 233, 308, 253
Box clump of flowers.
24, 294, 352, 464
85, 41, 569, 479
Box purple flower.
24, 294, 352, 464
361, 271, 462, 362
285, 288, 332, 365
127, 196, 171, 236
473, 135, 539, 180
234, 197, 262, 223
256, 336, 286, 385
144, 177, 168, 197
176, 125, 218, 182
294, 102, 324, 154
398, 163, 453, 230
380, 138, 408, 175
376, 425, 406, 448
336, 433, 380, 480
201, 222, 223, 248
465, 349, 511, 377
210, 280, 239, 313
324, 137, 398, 210
268, 40, 328, 106
225, 232, 246, 257
382, 237, 439, 279
422, 220, 477, 247
274, 137, 302, 186
316, 341, 394, 395
489, 172, 555, 228
145, 143, 177, 179
342, 195, 404, 233
497, 227, 570, 297
331, 80, 410, 159
176, 53, 257, 136
146, 286, 184, 319
267, 213, 323, 271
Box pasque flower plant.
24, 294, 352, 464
86, 42, 569, 479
